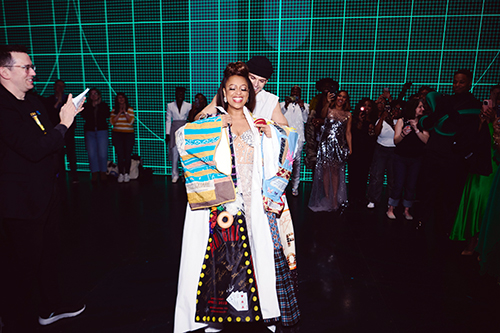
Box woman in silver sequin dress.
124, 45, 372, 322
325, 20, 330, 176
309, 91, 352, 212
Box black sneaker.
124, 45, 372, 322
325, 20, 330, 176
38, 304, 86, 326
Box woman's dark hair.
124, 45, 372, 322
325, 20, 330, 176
402, 98, 426, 120
353, 97, 376, 125
90, 87, 102, 98
113, 92, 130, 113
216, 61, 256, 112
195, 93, 208, 109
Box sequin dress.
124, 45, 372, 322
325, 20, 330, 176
308, 112, 350, 212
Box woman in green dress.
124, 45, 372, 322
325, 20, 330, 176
476, 85, 500, 278
451, 85, 500, 255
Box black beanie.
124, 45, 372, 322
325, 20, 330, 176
247, 56, 274, 79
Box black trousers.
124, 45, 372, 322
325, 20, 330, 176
420, 150, 468, 236
0, 190, 62, 328
112, 131, 135, 174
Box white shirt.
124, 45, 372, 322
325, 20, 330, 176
280, 101, 309, 142
376, 118, 397, 147
253, 89, 279, 120
166, 100, 191, 135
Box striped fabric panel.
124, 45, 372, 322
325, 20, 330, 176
178, 117, 236, 209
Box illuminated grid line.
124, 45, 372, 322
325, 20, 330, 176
369, 0, 381, 98
22, 49, 500, 55
306, 0, 314, 99
76, 0, 86, 91
436, 0, 450, 91
403, 0, 414, 83
472, 0, 486, 86
26, 0, 34, 66
338, 0, 346, 87
39, 0, 71, 95
1, 1, 6, 42
51, 0, 59, 79
160, 0, 167, 174
131, 0, 141, 157
5, 13, 500, 29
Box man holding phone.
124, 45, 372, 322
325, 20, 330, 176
0, 44, 85, 331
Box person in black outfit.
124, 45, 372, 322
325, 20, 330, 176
43, 79, 79, 182
0, 45, 85, 331
387, 99, 430, 220
419, 69, 492, 237
347, 97, 377, 204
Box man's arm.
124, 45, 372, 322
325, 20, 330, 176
271, 102, 288, 126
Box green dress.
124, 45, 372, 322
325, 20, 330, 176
476, 152, 500, 278
450, 123, 499, 241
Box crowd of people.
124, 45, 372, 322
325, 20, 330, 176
1, 42, 500, 333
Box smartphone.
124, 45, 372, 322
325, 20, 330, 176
483, 99, 492, 108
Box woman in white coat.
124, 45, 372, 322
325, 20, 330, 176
174, 62, 300, 333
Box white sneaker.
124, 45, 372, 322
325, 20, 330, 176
39, 304, 86, 326
124, 173, 130, 182
367, 202, 375, 209
117, 174, 124, 183
172, 175, 179, 183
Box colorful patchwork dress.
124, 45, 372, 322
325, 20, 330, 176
174, 108, 300, 333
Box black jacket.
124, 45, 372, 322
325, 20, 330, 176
422, 92, 492, 175
0, 85, 67, 219
80, 101, 110, 131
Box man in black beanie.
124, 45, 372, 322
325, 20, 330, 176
246, 56, 287, 125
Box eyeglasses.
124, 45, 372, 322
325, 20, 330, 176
5, 64, 36, 72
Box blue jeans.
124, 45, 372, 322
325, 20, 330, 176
367, 143, 395, 204
388, 154, 422, 208
85, 130, 109, 173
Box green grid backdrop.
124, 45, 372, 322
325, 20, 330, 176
1, 0, 499, 180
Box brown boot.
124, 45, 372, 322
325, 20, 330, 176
91, 172, 99, 183
100, 172, 107, 182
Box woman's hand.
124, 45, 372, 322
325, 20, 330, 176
221, 114, 232, 128
494, 116, 500, 133
326, 92, 335, 104
408, 119, 418, 131
480, 105, 493, 123
312, 118, 324, 127
368, 123, 375, 136
255, 123, 272, 138
402, 125, 412, 136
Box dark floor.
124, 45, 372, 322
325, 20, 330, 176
2, 172, 500, 333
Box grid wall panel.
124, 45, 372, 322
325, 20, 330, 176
1, 0, 498, 178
